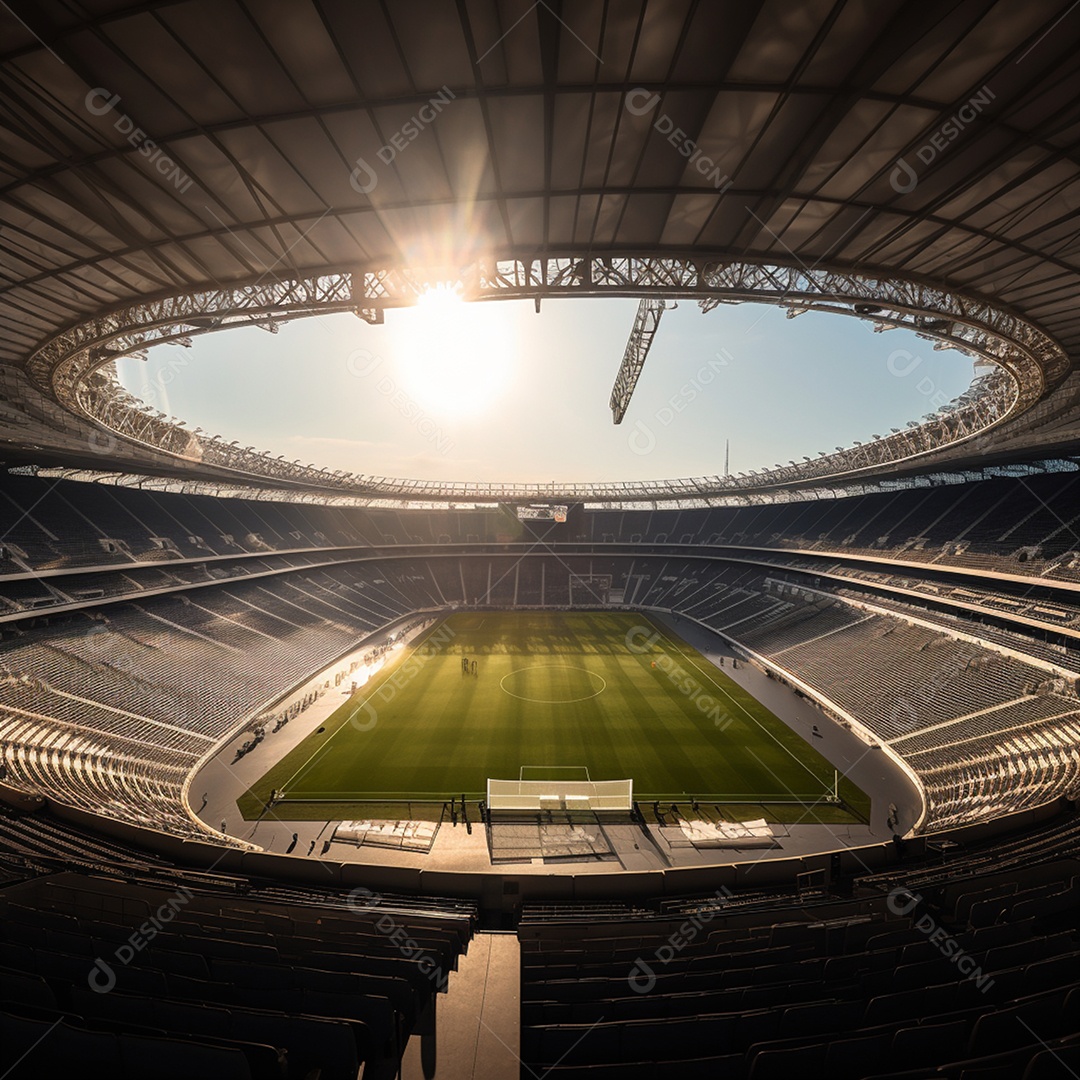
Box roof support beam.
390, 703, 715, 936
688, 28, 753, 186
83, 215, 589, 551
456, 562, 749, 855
610, 298, 666, 424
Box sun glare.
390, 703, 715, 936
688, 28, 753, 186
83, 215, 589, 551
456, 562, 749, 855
391, 283, 516, 417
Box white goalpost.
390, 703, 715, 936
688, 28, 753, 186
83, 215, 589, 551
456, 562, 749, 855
486, 775, 633, 812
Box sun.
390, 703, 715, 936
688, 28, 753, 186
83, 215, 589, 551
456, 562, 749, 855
390, 284, 516, 417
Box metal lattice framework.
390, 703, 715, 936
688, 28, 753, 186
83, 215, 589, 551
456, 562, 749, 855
3, 0, 1080, 501
20, 456, 1080, 513
21, 255, 1065, 502
610, 297, 668, 424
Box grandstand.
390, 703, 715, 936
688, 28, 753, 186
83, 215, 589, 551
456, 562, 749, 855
4, 1, 1080, 1077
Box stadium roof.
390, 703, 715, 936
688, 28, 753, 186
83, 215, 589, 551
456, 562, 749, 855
2, 0, 1080, 499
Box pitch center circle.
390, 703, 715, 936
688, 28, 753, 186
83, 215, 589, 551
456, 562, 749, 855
499, 665, 607, 704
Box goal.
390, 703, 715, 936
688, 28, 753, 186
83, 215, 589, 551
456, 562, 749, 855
569, 574, 612, 604
486, 777, 633, 812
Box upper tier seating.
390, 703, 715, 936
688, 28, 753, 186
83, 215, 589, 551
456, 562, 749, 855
2, 469, 1080, 840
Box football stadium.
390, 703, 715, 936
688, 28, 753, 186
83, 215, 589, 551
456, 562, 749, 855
1, 2, 1080, 1077
239, 611, 868, 827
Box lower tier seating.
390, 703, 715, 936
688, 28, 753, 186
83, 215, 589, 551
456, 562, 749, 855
0, 869, 475, 1080
519, 855, 1080, 1078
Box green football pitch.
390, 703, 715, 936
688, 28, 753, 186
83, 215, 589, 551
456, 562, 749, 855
238, 611, 869, 824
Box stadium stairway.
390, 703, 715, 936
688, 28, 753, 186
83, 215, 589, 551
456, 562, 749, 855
401, 931, 520, 1080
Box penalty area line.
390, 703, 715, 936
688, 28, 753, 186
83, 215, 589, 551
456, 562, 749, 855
276, 619, 449, 796
641, 613, 828, 789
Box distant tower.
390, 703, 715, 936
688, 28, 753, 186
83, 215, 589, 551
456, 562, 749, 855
725, 439, 730, 477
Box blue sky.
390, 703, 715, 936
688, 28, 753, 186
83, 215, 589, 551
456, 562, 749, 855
118, 298, 976, 484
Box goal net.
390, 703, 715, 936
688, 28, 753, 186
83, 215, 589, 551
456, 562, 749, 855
486, 777, 633, 812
